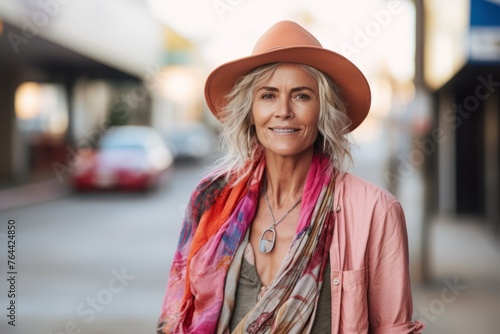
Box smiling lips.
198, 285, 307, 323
269, 127, 299, 133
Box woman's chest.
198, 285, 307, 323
248, 200, 301, 286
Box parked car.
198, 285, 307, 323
163, 122, 215, 161
71, 126, 174, 191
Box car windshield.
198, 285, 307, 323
100, 132, 148, 151
101, 142, 146, 151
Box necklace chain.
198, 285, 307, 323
263, 192, 303, 229
259, 188, 303, 254
258, 191, 302, 289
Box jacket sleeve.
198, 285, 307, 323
367, 202, 425, 333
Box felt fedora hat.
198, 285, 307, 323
204, 20, 371, 131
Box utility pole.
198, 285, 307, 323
414, 0, 432, 283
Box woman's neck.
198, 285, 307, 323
263, 149, 314, 209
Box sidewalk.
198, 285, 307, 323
412, 214, 500, 334
0, 178, 69, 212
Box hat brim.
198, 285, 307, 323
204, 46, 371, 132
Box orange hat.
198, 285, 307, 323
204, 20, 371, 131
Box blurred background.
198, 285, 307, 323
0, 0, 499, 333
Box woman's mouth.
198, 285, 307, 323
269, 128, 299, 133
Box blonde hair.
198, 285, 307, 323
213, 63, 352, 184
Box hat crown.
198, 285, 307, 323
252, 21, 322, 55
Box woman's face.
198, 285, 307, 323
251, 63, 320, 160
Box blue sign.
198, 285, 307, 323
470, 0, 500, 26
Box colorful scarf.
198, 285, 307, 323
157, 154, 336, 334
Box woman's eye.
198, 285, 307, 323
261, 93, 275, 100
295, 93, 310, 100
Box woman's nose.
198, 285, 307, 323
275, 97, 293, 119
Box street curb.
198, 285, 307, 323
0, 178, 69, 212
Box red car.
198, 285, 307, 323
71, 126, 174, 191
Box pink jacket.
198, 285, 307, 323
329, 173, 425, 333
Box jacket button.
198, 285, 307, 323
335, 205, 341, 212
332, 278, 340, 286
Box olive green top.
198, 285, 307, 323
229, 256, 332, 333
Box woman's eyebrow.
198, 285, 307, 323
290, 86, 315, 93
257, 86, 315, 92
257, 86, 279, 92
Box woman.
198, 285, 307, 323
157, 21, 425, 334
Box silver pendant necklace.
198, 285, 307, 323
259, 191, 303, 254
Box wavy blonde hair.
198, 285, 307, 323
213, 62, 352, 184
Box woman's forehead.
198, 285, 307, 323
255, 63, 318, 89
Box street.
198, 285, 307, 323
0, 159, 210, 334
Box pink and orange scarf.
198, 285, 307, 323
157, 154, 336, 333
